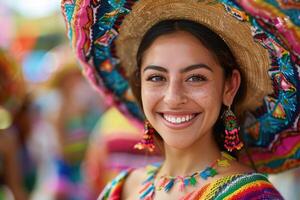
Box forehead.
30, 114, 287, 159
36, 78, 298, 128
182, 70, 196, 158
141, 31, 219, 70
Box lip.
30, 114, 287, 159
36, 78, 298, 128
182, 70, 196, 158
158, 112, 200, 130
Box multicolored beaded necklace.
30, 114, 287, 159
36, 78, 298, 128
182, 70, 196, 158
139, 152, 235, 200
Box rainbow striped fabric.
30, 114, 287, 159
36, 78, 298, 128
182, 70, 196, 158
98, 169, 132, 200
97, 165, 283, 200
181, 173, 283, 200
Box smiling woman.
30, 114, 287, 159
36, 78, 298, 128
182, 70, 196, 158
61, 0, 300, 199
99, 2, 283, 199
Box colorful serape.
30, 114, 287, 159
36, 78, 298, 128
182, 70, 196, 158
181, 173, 283, 200
97, 168, 133, 200
98, 164, 283, 200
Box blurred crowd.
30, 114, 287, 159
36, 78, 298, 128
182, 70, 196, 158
0, 46, 161, 199
0, 3, 162, 199
0, 1, 299, 200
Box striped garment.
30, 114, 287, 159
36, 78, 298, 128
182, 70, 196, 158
98, 166, 284, 200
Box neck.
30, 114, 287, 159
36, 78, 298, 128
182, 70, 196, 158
159, 132, 221, 176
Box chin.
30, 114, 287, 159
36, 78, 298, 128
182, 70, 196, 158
163, 138, 195, 149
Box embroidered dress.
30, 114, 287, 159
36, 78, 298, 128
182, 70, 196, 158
98, 164, 284, 200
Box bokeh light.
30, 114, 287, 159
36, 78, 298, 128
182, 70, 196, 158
1, 0, 60, 18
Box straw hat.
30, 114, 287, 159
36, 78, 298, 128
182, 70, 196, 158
116, 0, 272, 115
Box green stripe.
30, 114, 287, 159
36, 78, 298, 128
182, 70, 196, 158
215, 173, 269, 199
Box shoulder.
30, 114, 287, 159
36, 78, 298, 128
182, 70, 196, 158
97, 168, 132, 200
122, 166, 148, 199
98, 164, 154, 200
214, 172, 284, 200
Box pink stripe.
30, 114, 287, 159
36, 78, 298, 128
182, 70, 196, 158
241, 133, 300, 163
67, 0, 144, 130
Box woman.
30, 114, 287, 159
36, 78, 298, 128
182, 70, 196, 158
99, 19, 282, 200
61, 0, 299, 199
101, 0, 283, 199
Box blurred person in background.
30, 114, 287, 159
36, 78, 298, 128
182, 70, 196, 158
46, 63, 105, 200
26, 90, 61, 200
12, 94, 37, 196
0, 49, 28, 200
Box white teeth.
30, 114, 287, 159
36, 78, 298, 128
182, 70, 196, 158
171, 117, 176, 123
185, 116, 189, 121
181, 117, 185, 122
163, 114, 196, 124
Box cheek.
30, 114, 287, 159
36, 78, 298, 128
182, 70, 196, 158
189, 83, 223, 104
141, 85, 159, 117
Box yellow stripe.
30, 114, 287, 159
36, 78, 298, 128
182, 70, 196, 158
198, 176, 235, 200
224, 180, 270, 200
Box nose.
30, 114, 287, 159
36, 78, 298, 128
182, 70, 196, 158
163, 80, 187, 107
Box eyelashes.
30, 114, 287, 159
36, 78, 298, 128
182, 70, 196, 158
145, 73, 208, 82
146, 74, 166, 82
186, 74, 208, 82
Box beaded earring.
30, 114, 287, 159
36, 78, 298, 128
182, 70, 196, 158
134, 120, 155, 152
222, 106, 243, 151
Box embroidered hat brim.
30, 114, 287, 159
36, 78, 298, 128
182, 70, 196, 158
61, 0, 300, 173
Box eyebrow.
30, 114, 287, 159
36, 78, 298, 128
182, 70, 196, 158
180, 64, 213, 73
143, 65, 167, 73
143, 64, 213, 73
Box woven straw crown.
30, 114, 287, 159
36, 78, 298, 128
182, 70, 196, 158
116, 0, 273, 115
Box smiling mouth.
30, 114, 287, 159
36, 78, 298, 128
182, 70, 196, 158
159, 113, 199, 124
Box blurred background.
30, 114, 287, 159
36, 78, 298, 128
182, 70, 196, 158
0, 0, 299, 200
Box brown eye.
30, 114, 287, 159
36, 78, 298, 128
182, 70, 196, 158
147, 75, 166, 82
186, 74, 207, 82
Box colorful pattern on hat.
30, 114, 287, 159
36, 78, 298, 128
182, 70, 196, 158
61, 0, 300, 173
231, 0, 300, 173
62, 0, 144, 128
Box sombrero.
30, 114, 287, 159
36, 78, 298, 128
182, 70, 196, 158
61, 0, 300, 173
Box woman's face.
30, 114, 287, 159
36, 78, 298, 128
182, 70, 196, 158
140, 31, 239, 149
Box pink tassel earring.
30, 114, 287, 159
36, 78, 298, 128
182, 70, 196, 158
134, 120, 155, 152
222, 106, 243, 151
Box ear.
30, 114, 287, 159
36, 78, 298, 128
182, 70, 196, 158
223, 69, 241, 106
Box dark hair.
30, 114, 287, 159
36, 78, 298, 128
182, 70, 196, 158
129, 19, 246, 153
